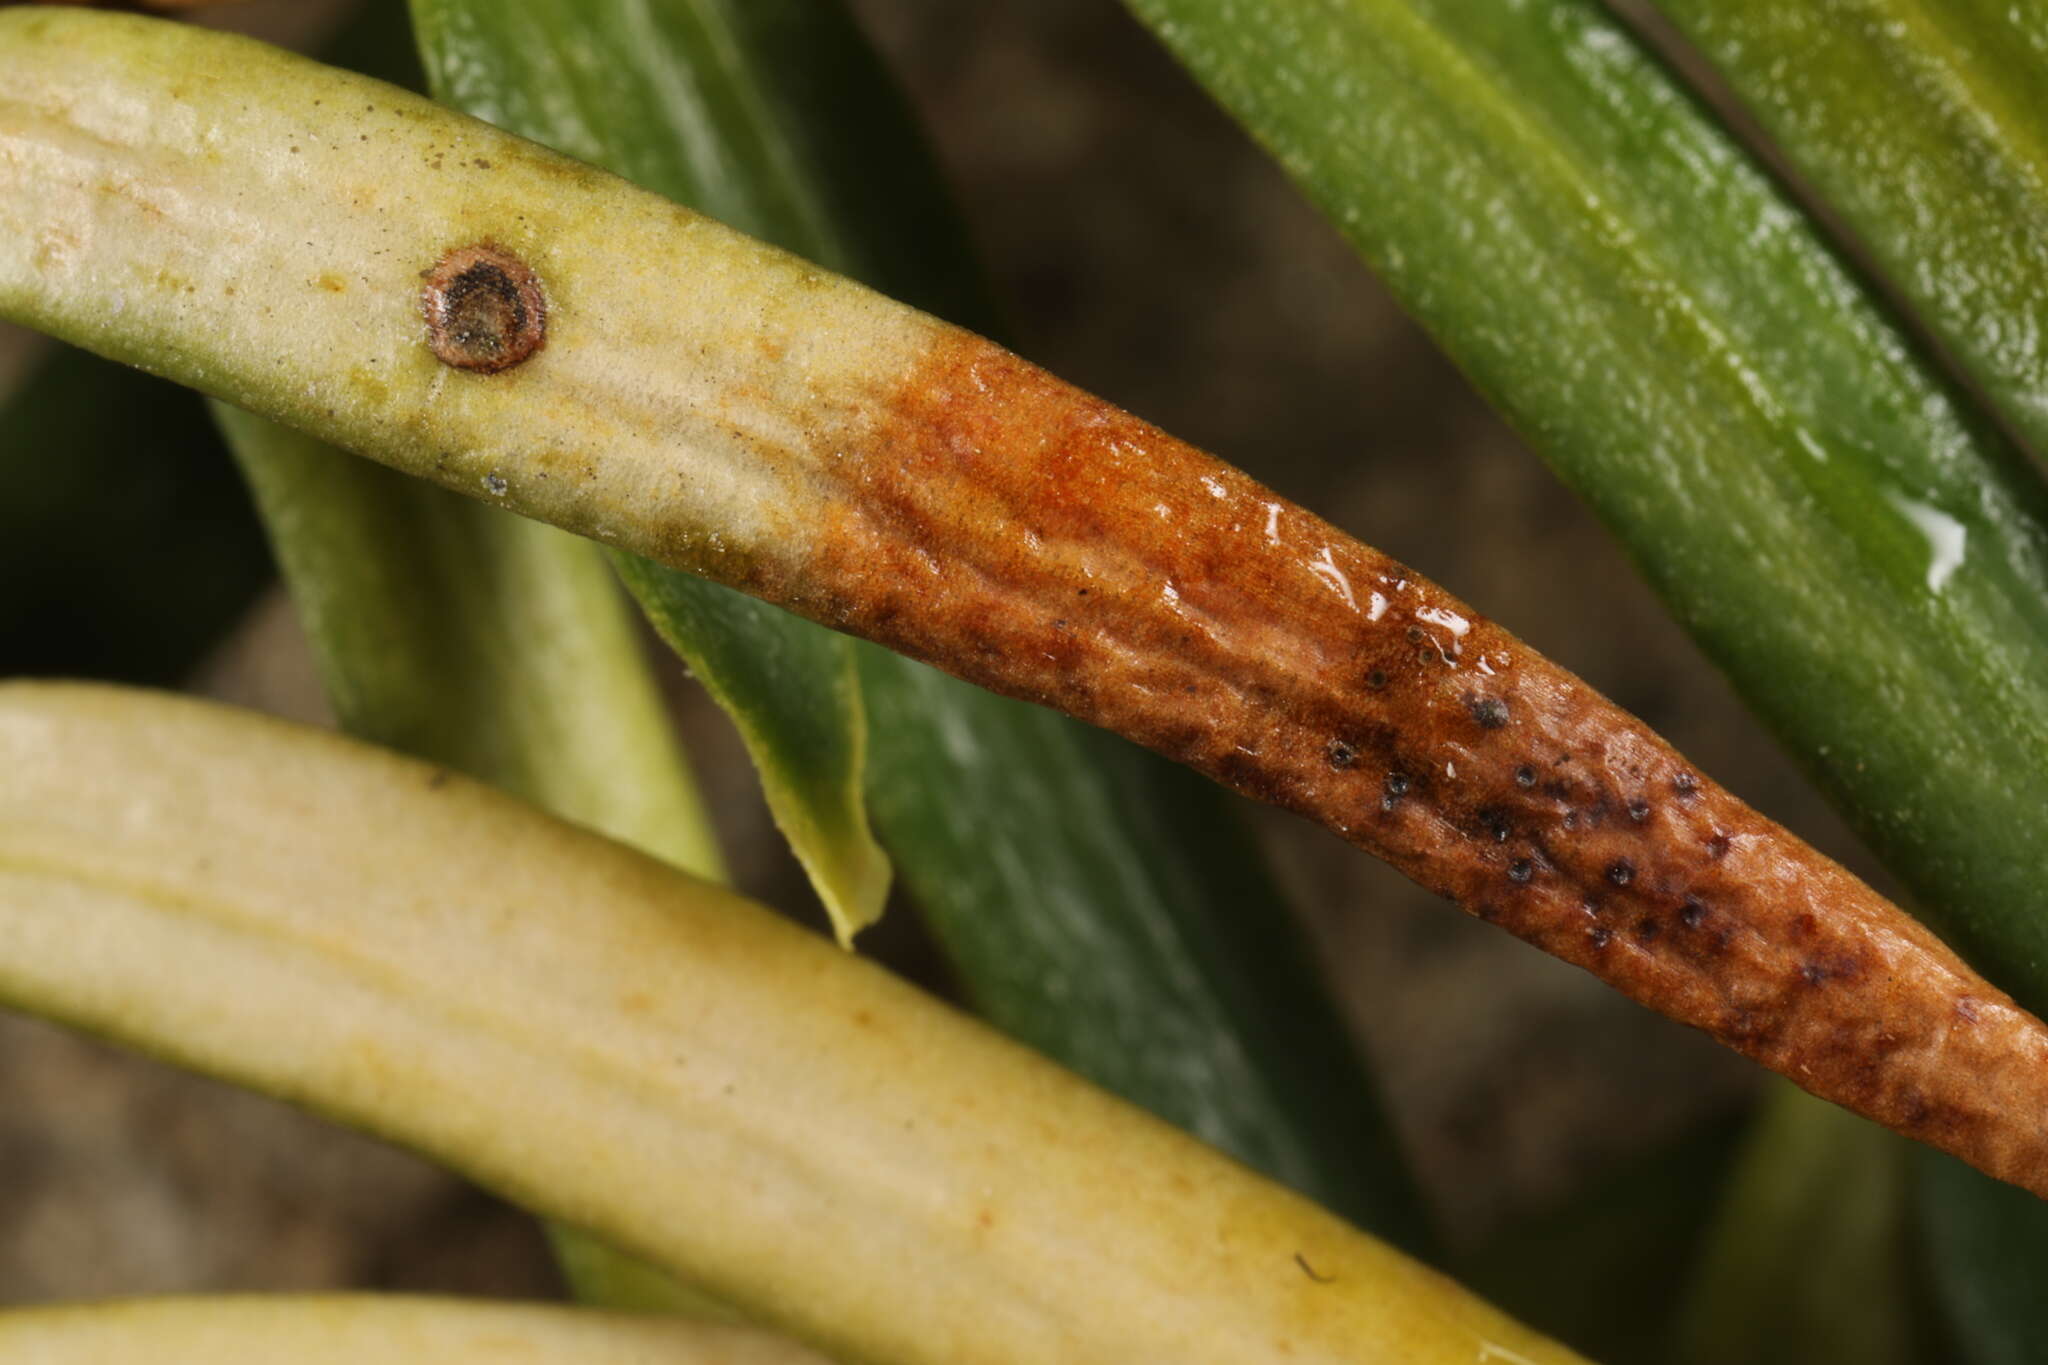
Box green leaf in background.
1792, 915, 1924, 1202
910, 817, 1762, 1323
412, 0, 989, 332
1458, 1114, 1743, 1365
1121, 2, 2048, 1345
1615, 11, 2048, 1344
1918, 1146, 2048, 1365
411, 0, 1428, 1247
1115, 0, 2048, 1028
858, 652, 1431, 1246
0, 345, 270, 684
611, 556, 885, 948
1648, 1, 2048, 460
413, 0, 892, 948
212, 404, 724, 879
1668, 1082, 1927, 1365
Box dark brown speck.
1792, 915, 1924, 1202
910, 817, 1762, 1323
1468, 695, 1510, 730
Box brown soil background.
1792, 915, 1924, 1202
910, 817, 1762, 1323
0, 0, 1891, 1305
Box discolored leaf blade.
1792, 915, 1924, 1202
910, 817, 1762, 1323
215, 404, 740, 1316
207, 2, 737, 1314
413, 0, 1426, 1247
1113, 0, 2048, 1011
0, 1297, 828, 1365
0, 682, 1586, 1365
7, 12, 2048, 1199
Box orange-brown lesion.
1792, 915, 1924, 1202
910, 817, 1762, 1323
792, 325, 2048, 1199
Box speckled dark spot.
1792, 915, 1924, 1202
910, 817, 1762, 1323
1588, 926, 1614, 949
1672, 772, 1699, 798
1406, 625, 1426, 643
1561, 810, 1580, 831
1634, 918, 1661, 944
1477, 807, 1512, 843
1607, 859, 1635, 887
1627, 799, 1651, 823
1384, 771, 1410, 798
1706, 833, 1732, 860
1365, 669, 1389, 690
1507, 859, 1534, 885
1681, 897, 1707, 928
1468, 695, 1511, 730
1326, 740, 1357, 771
1515, 765, 1537, 789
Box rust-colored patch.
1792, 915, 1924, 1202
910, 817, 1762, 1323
789, 327, 2048, 1200
420, 243, 546, 374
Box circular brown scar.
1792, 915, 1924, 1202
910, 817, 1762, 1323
421, 243, 546, 373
